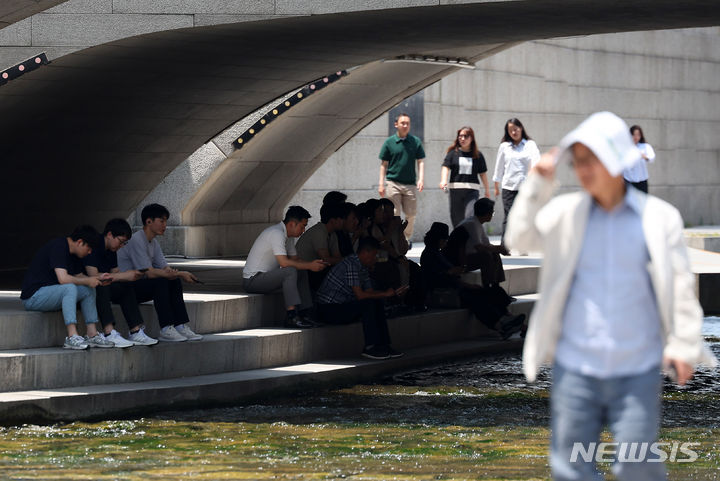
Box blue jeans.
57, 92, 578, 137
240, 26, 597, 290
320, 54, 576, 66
551, 363, 666, 481
23, 284, 99, 326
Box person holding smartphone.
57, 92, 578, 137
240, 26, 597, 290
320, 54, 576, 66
21, 225, 114, 349
117, 203, 203, 342
84, 218, 157, 347
316, 236, 405, 360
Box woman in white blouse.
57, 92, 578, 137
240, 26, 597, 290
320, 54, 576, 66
623, 124, 655, 193
492, 118, 540, 244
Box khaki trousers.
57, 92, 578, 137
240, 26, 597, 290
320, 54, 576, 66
386, 180, 417, 241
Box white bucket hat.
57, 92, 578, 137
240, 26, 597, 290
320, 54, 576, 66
558, 111, 642, 177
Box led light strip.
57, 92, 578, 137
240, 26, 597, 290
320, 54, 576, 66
383, 54, 474, 69
0, 53, 50, 86
233, 70, 347, 149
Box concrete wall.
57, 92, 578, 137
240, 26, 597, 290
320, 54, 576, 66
0, 0, 482, 69
290, 27, 720, 239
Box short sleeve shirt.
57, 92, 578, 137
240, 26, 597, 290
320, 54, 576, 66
83, 233, 117, 273
295, 222, 331, 262
117, 229, 168, 272
243, 222, 297, 278
457, 216, 490, 254
442, 150, 487, 188
379, 134, 426, 185
21, 237, 84, 299
316, 255, 372, 304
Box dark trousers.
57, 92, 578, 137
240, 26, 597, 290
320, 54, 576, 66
317, 299, 391, 348
629, 180, 648, 193
465, 250, 506, 286
133, 278, 190, 328
449, 188, 480, 228
459, 286, 511, 330
96, 282, 144, 331
501, 188, 519, 243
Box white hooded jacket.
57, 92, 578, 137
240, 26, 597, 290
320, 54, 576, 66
506, 173, 717, 382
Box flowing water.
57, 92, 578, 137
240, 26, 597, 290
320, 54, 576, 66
0, 318, 718, 480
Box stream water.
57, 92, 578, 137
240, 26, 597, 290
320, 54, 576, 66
0, 318, 718, 480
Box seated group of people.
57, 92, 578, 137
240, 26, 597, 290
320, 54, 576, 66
22, 193, 521, 357
243, 191, 524, 361
21, 204, 202, 350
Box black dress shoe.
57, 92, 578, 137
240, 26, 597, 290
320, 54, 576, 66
500, 313, 526, 340
286, 316, 314, 329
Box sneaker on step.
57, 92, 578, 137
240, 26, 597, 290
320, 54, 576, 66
361, 345, 391, 360
129, 328, 158, 346
105, 329, 134, 348
175, 324, 203, 341
64, 334, 89, 350
85, 333, 114, 348
158, 325, 188, 342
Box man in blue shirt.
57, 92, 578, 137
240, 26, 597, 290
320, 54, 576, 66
316, 236, 406, 360
506, 112, 716, 481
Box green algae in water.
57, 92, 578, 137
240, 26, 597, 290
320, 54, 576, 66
1, 346, 718, 480
0, 420, 553, 480
0, 418, 717, 479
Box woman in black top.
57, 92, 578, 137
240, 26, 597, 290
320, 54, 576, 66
439, 126, 490, 227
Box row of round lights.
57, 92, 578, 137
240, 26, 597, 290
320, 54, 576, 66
0, 53, 49, 86
234, 70, 347, 149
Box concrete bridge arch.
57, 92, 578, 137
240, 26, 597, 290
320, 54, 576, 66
1, 0, 719, 268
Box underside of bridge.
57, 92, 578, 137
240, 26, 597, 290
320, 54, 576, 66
1, 0, 720, 268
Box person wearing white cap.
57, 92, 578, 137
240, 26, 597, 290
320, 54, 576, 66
505, 111, 717, 481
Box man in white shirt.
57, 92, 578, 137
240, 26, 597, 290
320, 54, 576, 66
243, 205, 327, 328
506, 112, 716, 481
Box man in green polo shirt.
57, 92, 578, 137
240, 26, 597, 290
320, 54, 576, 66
378, 113, 426, 243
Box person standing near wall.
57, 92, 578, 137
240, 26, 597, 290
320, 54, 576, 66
492, 118, 540, 245
439, 126, 490, 227
623, 124, 655, 193
378, 113, 426, 244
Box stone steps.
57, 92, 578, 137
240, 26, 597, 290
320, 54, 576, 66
0, 308, 476, 393
0, 291, 286, 350
0, 256, 541, 423
0, 336, 525, 425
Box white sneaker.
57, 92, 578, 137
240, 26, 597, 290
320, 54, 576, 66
129, 328, 158, 346
63, 334, 89, 350
85, 333, 114, 348
105, 329, 134, 348
176, 324, 203, 341
158, 325, 187, 342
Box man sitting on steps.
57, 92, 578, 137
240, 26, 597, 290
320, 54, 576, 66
316, 236, 406, 360
21, 225, 114, 350
84, 218, 158, 347
117, 203, 202, 343
243, 205, 327, 328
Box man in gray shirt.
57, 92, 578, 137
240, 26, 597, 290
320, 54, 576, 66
118, 203, 202, 343
295, 202, 344, 291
